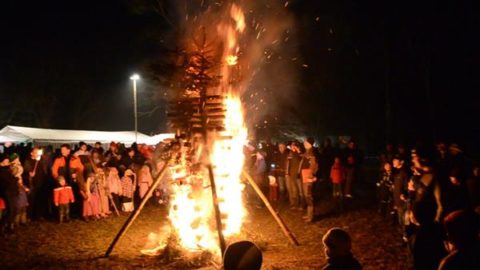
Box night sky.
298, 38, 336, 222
0, 0, 478, 155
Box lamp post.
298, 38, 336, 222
130, 74, 140, 143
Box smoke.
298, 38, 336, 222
170, 0, 299, 134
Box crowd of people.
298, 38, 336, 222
244, 138, 479, 269
0, 141, 166, 233
1, 138, 479, 269
376, 142, 479, 269
245, 137, 363, 222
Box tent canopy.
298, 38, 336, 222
0, 125, 170, 145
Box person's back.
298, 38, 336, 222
438, 210, 480, 270
223, 241, 262, 270
411, 200, 447, 270
322, 228, 362, 270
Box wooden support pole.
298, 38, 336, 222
242, 170, 300, 246
104, 161, 170, 257
207, 164, 227, 256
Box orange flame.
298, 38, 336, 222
144, 3, 248, 257
226, 55, 238, 66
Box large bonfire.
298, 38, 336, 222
142, 2, 249, 258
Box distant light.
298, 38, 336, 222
130, 74, 140, 81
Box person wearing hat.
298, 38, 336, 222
0, 153, 19, 233
322, 228, 362, 269
300, 137, 319, 222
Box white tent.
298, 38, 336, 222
0, 125, 154, 145
145, 133, 175, 145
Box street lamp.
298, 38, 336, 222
130, 73, 140, 143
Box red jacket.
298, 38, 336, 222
53, 186, 75, 205
330, 164, 345, 184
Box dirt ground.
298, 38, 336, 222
0, 189, 409, 270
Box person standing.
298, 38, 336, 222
120, 169, 136, 212
23, 147, 48, 220
272, 143, 289, 203
392, 155, 408, 234
0, 154, 19, 233
330, 157, 345, 212
51, 144, 84, 218
252, 151, 268, 207
53, 176, 74, 223
137, 165, 153, 199
286, 142, 304, 209
300, 137, 319, 222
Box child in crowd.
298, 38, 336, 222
95, 168, 110, 217
377, 162, 393, 216
53, 176, 74, 223
322, 228, 362, 270
107, 167, 122, 212
330, 157, 345, 198
120, 169, 136, 212
10, 154, 29, 225
82, 173, 100, 220
137, 165, 153, 199
0, 197, 5, 220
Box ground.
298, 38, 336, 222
0, 188, 409, 269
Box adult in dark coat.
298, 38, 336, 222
272, 143, 289, 202
22, 147, 49, 220
286, 142, 304, 208
410, 200, 447, 270
392, 156, 408, 227
320, 138, 335, 182
300, 138, 319, 222
0, 154, 19, 232
442, 144, 469, 215
438, 210, 480, 270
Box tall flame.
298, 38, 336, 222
143, 3, 248, 257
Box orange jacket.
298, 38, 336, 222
51, 156, 84, 180
53, 186, 74, 205
330, 164, 345, 184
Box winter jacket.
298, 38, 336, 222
330, 164, 345, 184
53, 186, 75, 205
51, 155, 84, 180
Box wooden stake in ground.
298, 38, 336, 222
242, 170, 300, 246
207, 164, 227, 256
104, 161, 170, 257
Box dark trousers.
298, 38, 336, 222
2, 193, 17, 229
110, 193, 121, 212
302, 182, 315, 220
58, 203, 70, 222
